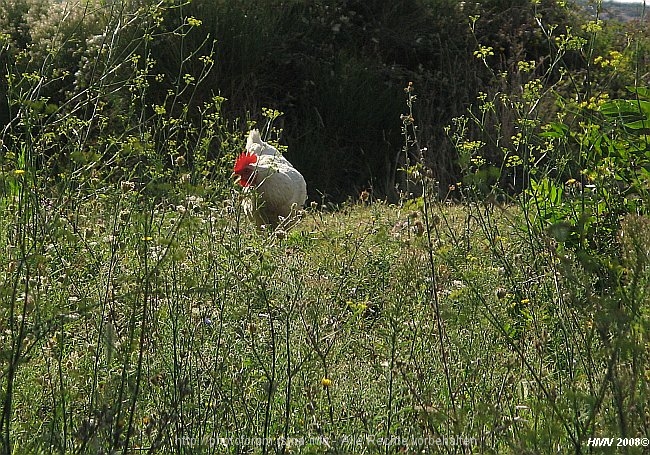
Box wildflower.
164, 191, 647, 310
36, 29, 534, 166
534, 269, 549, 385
520, 298, 530, 305
14, 169, 25, 176
186, 16, 202, 27
517, 60, 536, 72
183, 74, 195, 85
321, 378, 333, 388
150, 372, 164, 386
348, 300, 368, 315
359, 190, 370, 202
400, 114, 415, 124
582, 20, 603, 34
413, 220, 424, 236
473, 45, 494, 60
141, 236, 153, 241
120, 181, 135, 192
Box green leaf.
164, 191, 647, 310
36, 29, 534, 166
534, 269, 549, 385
622, 119, 650, 130
626, 86, 650, 99
600, 99, 650, 130
599, 99, 639, 116
540, 122, 569, 139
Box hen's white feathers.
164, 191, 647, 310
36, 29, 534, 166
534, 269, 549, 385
246, 129, 284, 158
238, 130, 307, 228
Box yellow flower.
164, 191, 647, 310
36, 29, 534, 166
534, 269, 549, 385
186, 17, 202, 27
582, 20, 603, 34
14, 169, 25, 175
153, 104, 166, 115
321, 378, 332, 388
141, 236, 153, 241
473, 45, 494, 60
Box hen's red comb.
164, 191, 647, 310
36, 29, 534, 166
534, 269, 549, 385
233, 151, 257, 174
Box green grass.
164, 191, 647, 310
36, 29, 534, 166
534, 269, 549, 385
2, 182, 648, 454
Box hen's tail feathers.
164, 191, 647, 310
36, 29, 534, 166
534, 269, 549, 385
246, 129, 263, 152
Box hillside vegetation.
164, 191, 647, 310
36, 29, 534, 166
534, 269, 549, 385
1, 0, 650, 453
5, 0, 645, 201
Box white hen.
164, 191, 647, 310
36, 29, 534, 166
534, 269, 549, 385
234, 130, 307, 229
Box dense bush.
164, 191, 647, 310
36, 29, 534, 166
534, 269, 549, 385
149, 0, 478, 201
0, 0, 597, 201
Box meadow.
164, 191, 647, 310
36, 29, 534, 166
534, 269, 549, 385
3, 176, 648, 454
1, 0, 650, 453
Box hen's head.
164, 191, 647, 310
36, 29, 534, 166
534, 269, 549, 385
233, 151, 258, 187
